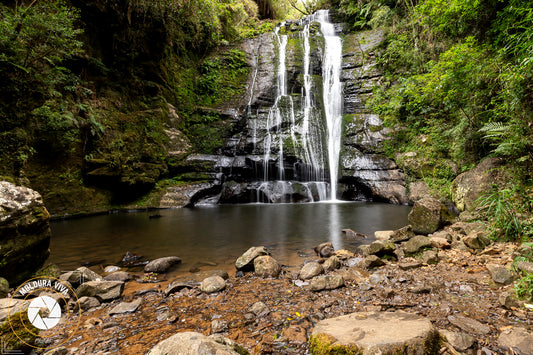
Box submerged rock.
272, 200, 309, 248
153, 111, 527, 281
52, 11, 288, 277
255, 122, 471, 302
309, 311, 440, 354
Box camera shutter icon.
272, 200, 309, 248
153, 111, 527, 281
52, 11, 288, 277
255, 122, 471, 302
27, 296, 62, 330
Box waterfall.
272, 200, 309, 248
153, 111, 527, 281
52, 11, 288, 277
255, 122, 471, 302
316, 10, 343, 200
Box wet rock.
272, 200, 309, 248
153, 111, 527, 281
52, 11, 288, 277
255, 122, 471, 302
249, 301, 269, 317
463, 232, 491, 250
310, 275, 344, 291
451, 157, 509, 211
144, 256, 182, 273
421, 250, 438, 264
402, 235, 431, 255
440, 330, 475, 351
309, 311, 440, 354
235, 246, 269, 271
448, 314, 490, 334
515, 261, 533, 275
314, 242, 334, 258
399, 261, 422, 270
104, 271, 131, 282
200, 276, 226, 294
357, 255, 386, 269
486, 263, 513, 284
367, 240, 396, 256
146, 332, 245, 355
211, 319, 228, 334
76, 296, 100, 311
253, 255, 281, 277
323, 256, 341, 272
374, 230, 393, 241
299, 262, 324, 280
0, 278, 9, 298
498, 292, 521, 309
60, 267, 103, 287
430, 236, 450, 249
104, 265, 121, 273
408, 197, 452, 235
0, 181, 51, 285
390, 225, 415, 243
498, 327, 533, 354
109, 298, 142, 315
119, 251, 144, 267
76, 281, 124, 302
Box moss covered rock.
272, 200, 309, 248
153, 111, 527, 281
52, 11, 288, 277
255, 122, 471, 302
0, 311, 39, 352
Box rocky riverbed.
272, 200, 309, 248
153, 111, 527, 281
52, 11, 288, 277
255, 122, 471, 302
4, 220, 527, 354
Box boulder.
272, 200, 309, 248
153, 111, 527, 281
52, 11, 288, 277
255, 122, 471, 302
147, 332, 247, 355
0, 181, 51, 285
309, 311, 440, 354
104, 271, 131, 282
299, 262, 324, 280
76, 281, 124, 302
486, 264, 513, 284
310, 275, 344, 291
374, 230, 393, 241
323, 256, 341, 272
408, 180, 432, 204
402, 235, 431, 255
451, 157, 509, 211
314, 242, 334, 258
366, 240, 396, 256
60, 267, 103, 287
144, 256, 182, 273
408, 197, 453, 235
462, 232, 491, 250
390, 225, 415, 243
109, 298, 142, 315
253, 255, 281, 277
498, 327, 533, 355
339, 267, 370, 283
235, 246, 269, 271
164, 279, 199, 296
200, 276, 226, 294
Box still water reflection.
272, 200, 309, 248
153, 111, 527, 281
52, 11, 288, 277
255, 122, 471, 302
49, 202, 410, 274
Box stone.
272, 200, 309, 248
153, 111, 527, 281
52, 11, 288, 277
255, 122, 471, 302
498, 327, 533, 355
281, 325, 307, 344
144, 256, 182, 273
448, 314, 490, 334
341, 229, 368, 239
0, 181, 51, 285
339, 267, 370, 283
299, 262, 324, 280
164, 279, 199, 296
249, 301, 269, 317
109, 298, 142, 315
146, 332, 245, 355
211, 319, 228, 334
498, 292, 521, 309
333, 249, 355, 260
322, 256, 341, 272
486, 263, 513, 284
43, 347, 68, 355
253, 255, 281, 277
421, 250, 438, 264
374, 230, 393, 241
451, 157, 509, 211
76, 296, 100, 311
357, 255, 385, 269
310, 275, 345, 291
314, 242, 334, 258
408, 180, 432, 204
463, 232, 491, 250
0, 278, 9, 298
411, 285, 432, 294
104, 271, 131, 282
309, 311, 440, 354
0, 298, 30, 322
429, 236, 450, 249
60, 267, 103, 287
366, 240, 396, 256
402, 235, 431, 255
440, 330, 475, 351
408, 197, 450, 235
390, 225, 415, 243
235, 246, 269, 271
515, 261, 533, 275
104, 265, 121, 273
76, 281, 124, 302
399, 261, 422, 270
200, 276, 226, 294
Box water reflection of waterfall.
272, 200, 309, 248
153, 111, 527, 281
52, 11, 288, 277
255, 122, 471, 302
328, 202, 341, 248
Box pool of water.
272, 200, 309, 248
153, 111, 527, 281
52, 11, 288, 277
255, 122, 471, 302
49, 202, 411, 275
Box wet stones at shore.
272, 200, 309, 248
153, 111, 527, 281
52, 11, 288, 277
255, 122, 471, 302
310, 275, 344, 291
147, 332, 247, 355
235, 246, 269, 271
309, 311, 440, 354
314, 242, 334, 258
104, 265, 121, 273
374, 230, 393, 241
200, 276, 226, 294
299, 262, 324, 280
165, 270, 229, 296
76, 281, 124, 302
254, 255, 281, 277
341, 229, 368, 239
144, 256, 182, 273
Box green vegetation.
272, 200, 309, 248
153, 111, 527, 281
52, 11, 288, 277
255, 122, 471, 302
513, 242, 533, 301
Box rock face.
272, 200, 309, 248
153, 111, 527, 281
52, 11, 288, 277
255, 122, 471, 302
309, 311, 440, 354
147, 332, 245, 355
451, 158, 509, 211
0, 181, 51, 284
